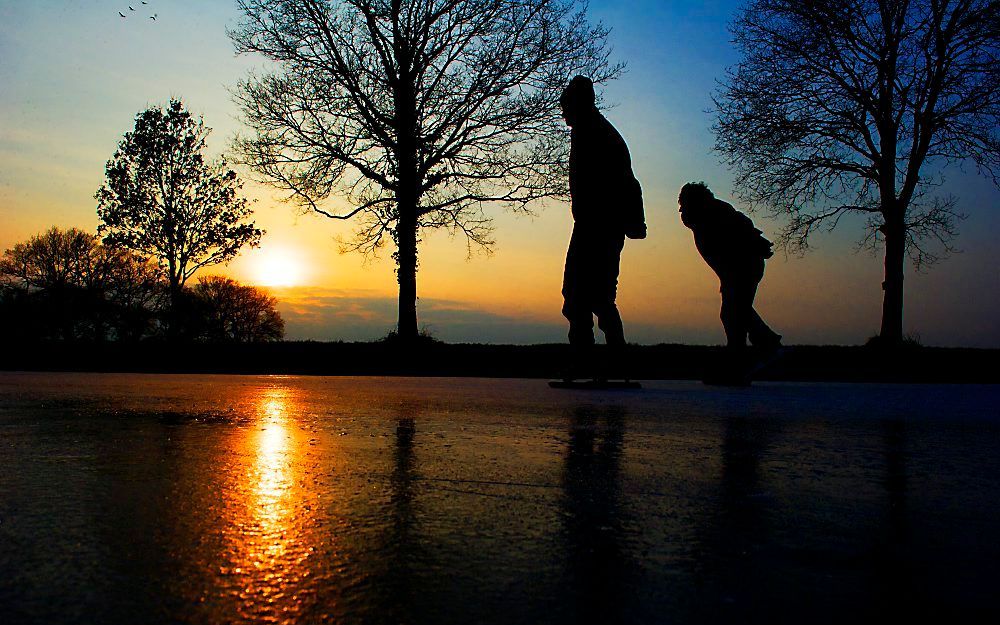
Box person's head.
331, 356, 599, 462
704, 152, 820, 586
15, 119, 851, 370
678, 182, 714, 225
560, 75, 596, 127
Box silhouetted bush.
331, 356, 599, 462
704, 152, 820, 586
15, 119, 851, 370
0, 227, 162, 341
865, 333, 923, 350
378, 328, 439, 346
189, 276, 284, 342
1, 229, 283, 343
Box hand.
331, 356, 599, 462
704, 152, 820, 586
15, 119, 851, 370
625, 223, 647, 240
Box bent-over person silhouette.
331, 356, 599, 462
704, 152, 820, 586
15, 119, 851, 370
559, 76, 645, 381
679, 183, 781, 382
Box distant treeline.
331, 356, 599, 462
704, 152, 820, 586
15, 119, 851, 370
0, 228, 283, 343
1, 340, 997, 384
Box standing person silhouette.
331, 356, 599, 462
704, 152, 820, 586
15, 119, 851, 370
678, 182, 781, 383
559, 76, 645, 381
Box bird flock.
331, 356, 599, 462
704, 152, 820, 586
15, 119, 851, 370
118, 2, 157, 21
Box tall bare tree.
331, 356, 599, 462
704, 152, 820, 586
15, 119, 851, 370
714, 0, 999, 344
231, 0, 620, 341
96, 100, 264, 315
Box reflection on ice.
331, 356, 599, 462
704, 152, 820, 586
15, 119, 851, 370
1, 374, 998, 625
256, 393, 292, 522
219, 387, 315, 623
251, 392, 293, 560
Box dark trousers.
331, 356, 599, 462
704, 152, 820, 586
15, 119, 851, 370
719, 260, 780, 348
562, 226, 626, 346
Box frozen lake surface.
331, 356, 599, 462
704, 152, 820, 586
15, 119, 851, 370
1, 372, 998, 624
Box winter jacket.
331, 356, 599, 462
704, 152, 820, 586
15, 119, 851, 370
569, 110, 646, 239
681, 198, 773, 278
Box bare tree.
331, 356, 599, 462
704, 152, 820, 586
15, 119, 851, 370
0, 227, 96, 293
714, 0, 999, 344
96, 100, 264, 316
231, 0, 620, 341
0, 228, 162, 341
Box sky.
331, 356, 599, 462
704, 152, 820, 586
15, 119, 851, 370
1, 0, 998, 346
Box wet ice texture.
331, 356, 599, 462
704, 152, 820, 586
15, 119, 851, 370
0, 373, 998, 624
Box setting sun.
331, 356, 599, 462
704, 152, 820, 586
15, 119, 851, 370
254, 250, 303, 287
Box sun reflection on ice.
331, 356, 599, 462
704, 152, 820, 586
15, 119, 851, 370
219, 386, 316, 623
255, 401, 291, 561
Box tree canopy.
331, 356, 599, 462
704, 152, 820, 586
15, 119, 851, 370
231, 0, 620, 340
96, 99, 264, 303
714, 0, 999, 343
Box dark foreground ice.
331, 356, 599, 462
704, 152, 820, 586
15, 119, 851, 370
1, 372, 998, 624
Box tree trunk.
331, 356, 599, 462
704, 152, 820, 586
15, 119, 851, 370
167, 275, 182, 338
394, 137, 419, 342
879, 218, 905, 345
393, 68, 421, 343
392, 45, 421, 343
396, 211, 419, 341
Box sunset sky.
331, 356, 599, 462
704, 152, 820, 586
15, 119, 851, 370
2, 0, 998, 346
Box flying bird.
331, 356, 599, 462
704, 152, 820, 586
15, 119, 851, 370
129, 6, 135, 10
150, 14, 157, 20
119, 11, 126, 18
